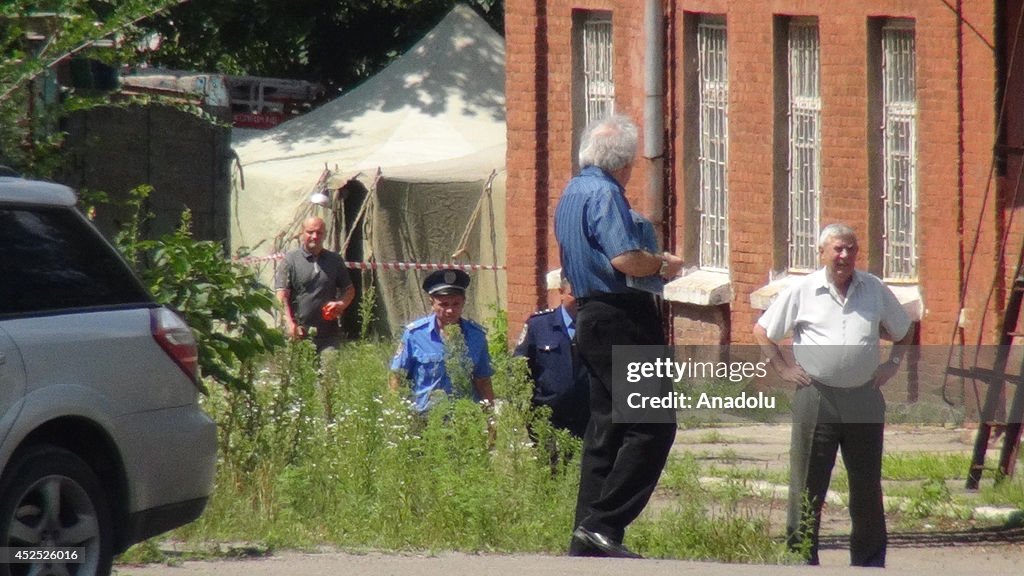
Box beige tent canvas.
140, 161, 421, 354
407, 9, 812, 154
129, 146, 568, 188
230, 4, 506, 336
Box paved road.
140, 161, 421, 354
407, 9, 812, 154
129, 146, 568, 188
116, 545, 1024, 576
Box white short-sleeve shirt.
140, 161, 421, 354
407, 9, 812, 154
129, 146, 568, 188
757, 268, 912, 388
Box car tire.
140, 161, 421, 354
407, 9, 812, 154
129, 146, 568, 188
0, 446, 113, 576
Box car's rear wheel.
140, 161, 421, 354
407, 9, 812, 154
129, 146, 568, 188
0, 446, 113, 576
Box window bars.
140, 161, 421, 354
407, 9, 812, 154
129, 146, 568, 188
881, 23, 917, 280
582, 16, 614, 124
787, 20, 821, 272
697, 17, 729, 271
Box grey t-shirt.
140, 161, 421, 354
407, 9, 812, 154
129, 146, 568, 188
274, 248, 353, 340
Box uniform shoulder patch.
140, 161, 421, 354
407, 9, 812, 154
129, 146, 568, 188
407, 316, 432, 331
530, 308, 555, 318
516, 323, 529, 347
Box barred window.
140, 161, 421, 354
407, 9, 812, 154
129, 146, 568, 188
697, 16, 729, 271
881, 22, 917, 280
787, 20, 821, 272
580, 14, 614, 124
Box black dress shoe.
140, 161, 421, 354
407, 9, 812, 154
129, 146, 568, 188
567, 533, 601, 557
571, 527, 642, 559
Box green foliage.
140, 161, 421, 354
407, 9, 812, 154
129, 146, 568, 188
882, 452, 970, 481
785, 491, 816, 562
178, 338, 579, 551
627, 454, 795, 563
442, 323, 474, 399
109, 184, 285, 393
0, 0, 501, 177
0, 1, 185, 176
357, 282, 379, 340
903, 477, 954, 519
146, 1, 504, 96
980, 473, 1024, 509
630, 503, 795, 564
161, 333, 792, 563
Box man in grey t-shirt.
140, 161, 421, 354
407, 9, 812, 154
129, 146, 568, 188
274, 216, 355, 352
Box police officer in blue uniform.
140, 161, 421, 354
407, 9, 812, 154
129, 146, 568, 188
389, 269, 495, 412
514, 272, 589, 438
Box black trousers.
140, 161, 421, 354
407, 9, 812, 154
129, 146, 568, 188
572, 292, 677, 542
788, 381, 886, 567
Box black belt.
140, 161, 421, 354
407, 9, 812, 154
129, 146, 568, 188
811, 379, 875, 392
577, 291, 652, 306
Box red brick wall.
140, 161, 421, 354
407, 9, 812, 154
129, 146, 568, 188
505, 0, 653, 339
671, 303, 730, 345
505, 0, 548, 336
506, 0, 1004, 347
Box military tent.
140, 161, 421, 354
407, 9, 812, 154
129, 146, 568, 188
230, 4, 506, 336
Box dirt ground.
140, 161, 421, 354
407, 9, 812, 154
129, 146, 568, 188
119, 424, 1024, 576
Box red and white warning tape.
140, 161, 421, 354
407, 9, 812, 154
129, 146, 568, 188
233, 253, 284, 264
233, 252, 504, 271
343, 261, 505, 271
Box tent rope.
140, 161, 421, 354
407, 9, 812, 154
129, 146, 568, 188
451, 170, 498, 260
341, 168, 382, 256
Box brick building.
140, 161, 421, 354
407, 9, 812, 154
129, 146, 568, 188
505, 0, 1024, 348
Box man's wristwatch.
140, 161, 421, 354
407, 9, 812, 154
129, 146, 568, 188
658, 256, 670, 277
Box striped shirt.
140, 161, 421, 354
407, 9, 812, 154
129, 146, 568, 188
554, 166, 645, 298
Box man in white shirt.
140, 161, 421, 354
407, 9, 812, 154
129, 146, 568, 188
754, 223, 913, 567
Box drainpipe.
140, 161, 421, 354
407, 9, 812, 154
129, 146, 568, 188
644, 0, 666, 228
644, 2, 671, 344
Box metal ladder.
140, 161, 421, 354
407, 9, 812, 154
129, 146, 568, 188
957, 274, 1024, 489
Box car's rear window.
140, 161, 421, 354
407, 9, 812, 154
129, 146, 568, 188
0, 206, 151, 315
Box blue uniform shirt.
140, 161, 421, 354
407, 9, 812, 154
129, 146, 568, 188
391, 314, 494, 412
513, 305, 590, 437
560, 306, 576, 341
554, 166, 645, 298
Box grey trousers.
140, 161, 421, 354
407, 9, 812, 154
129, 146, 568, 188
787, 381, 886, 567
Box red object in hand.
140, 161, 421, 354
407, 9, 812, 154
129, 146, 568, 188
321, 303, 340, 321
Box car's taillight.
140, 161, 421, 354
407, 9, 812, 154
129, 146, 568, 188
151, 308, 201, 388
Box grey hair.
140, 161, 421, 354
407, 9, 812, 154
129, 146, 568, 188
817, 223, 858, 249
578, 114, 639, 172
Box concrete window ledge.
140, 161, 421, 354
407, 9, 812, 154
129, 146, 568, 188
750, 274, 805, 311
663, 269, 731, 306
749, 275, 923, 322
888, 283, 924, 322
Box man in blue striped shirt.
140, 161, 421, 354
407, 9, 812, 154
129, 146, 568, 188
555, 114, 684, 559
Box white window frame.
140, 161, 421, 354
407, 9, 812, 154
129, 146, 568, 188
581, 15, 614, 124
881, 21, 917, 280
787, 19, 821, 272
697, 16, 729, 271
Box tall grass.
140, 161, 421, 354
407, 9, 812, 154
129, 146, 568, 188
163, 323, 790, 562
174, 338, 580, 552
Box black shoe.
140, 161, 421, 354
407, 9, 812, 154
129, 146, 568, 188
567, 533, 601, 557
570, 527, 642, 559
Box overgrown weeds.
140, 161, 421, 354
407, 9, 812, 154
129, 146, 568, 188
147, 327, 790, 563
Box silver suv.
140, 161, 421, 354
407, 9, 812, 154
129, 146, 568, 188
0, 177, 217, 575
